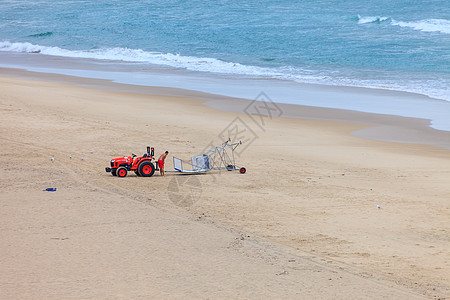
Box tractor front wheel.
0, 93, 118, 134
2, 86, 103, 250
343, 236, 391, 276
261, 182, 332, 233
138, 161, 155, 177
112, 169, 117, 176
117, 167, 128, 177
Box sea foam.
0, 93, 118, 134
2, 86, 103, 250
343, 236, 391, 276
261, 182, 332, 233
358, 16, 450, 34
0, 41, 298, 78
0, 40, 449, 102
391, 18, 450, 34
357, 15, 390, 24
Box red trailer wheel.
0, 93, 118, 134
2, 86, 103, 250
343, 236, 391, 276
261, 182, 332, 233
239, 167, 246, 174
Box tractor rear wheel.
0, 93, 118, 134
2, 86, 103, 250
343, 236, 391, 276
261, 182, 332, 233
138, 161, 155, 177
135, 171, 141, 176
117, 167, 128, 177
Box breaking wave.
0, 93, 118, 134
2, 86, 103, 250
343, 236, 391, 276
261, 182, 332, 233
0, 40, 288, 77
0, 41, 327, 84
357, 15, 390, 24
391, 18, 450, 34
0, 40, 449, 102
358, 15, 450, 34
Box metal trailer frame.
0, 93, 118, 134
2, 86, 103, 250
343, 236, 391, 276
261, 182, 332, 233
173, 139, 246, 174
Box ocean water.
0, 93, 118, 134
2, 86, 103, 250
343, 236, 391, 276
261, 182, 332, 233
1, 0, 449, 129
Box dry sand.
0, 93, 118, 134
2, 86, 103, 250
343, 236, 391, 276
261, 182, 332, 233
0, 73, 449, 299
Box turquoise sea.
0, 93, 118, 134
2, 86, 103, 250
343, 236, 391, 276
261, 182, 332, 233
1, 0, 449, 129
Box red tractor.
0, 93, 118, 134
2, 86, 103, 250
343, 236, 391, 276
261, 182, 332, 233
105, 146, 157, 177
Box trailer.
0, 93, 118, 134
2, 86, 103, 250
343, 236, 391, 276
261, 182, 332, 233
173, 139, 246, 174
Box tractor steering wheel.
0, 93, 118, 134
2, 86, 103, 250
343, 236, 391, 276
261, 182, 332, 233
132, 153, 136, 158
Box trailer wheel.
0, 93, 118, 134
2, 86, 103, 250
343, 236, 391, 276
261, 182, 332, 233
138, 161, 155, 177
239, 167, 246, 174
117, 167, 127, 177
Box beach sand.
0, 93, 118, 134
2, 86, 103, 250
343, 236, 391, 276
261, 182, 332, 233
0, 72, 449, 299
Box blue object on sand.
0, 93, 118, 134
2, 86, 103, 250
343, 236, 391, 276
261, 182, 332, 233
44, 188, 57, 191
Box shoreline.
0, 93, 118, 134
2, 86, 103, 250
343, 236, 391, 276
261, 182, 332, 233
1, 66, 450, 151
1, 51, 450, 132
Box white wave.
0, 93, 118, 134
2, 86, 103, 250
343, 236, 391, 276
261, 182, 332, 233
1, 41, 449, 102
357, 15, 390, 24
357, 16, 450, 34
0, 41, 290, 78
391, 18, 450, 34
